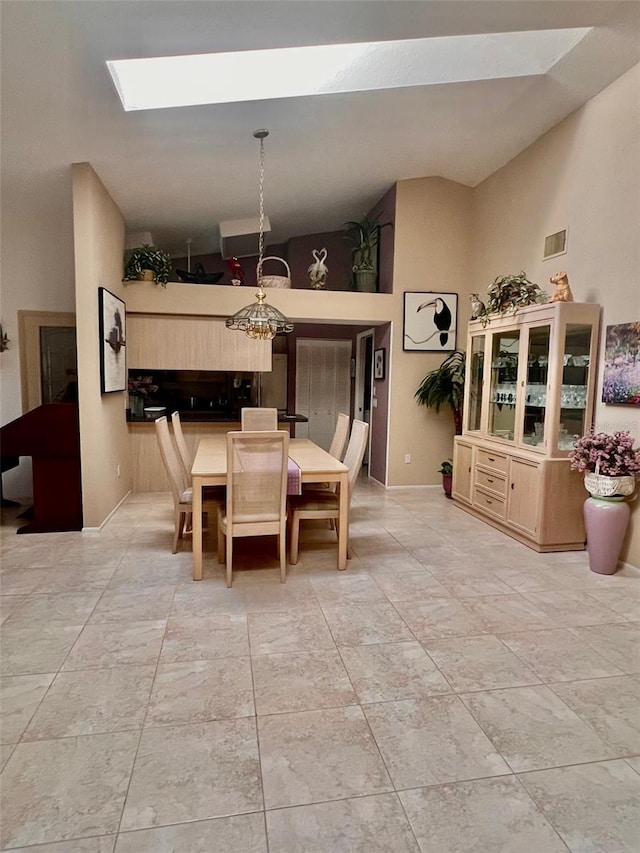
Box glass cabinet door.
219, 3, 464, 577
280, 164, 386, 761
488, 331, 520, 441
560, 324, 592, 448
466, 335, 485, 432
523, 325, 550, 448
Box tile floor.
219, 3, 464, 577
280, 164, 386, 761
1, 481, 639, 851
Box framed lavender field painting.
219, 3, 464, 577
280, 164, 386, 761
602, 322, 640, 405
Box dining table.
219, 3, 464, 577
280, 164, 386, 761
191, 436, 350, 581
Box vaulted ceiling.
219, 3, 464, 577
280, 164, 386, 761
2, 1, 639, 256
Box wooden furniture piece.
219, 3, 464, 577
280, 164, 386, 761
0, 403, 82, 532
170, 410, 192, 481
217, 430, 289, 587
192, 437, 349, 580
329, 412, 350, 461
453, 301, 601, 551
289, 419, 369, 564
154, 416, 223, 553
241, 407, 278, 431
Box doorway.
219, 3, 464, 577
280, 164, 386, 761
19, 311, 77, 411
355, 329, 374, 467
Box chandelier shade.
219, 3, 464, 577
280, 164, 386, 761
225, 129, 293, 340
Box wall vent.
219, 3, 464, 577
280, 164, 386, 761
543, 229, 567, 259
219, 216, 271, 259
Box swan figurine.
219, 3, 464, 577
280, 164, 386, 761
308, 248, 328, 289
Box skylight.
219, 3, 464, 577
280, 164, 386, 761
107, 29, 590, 112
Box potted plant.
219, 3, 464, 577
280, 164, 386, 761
123, 244, 173, 287
127, 375, 159, 418
342, 215, 391, 292
439, 460, 454, 498
479, 271, 546, 325
569, 429, 639, 575
414, 350, 465, 435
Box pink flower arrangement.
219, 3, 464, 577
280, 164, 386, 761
570, 429, 640, 476
128, 375, 158, 399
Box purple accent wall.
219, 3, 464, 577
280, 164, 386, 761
371, 185, 396, 295
370, 323, 391, 484
287, 231, 353, 291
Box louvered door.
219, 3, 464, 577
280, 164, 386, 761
295, 339, 351, 450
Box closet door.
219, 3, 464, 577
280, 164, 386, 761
295, 339, 351, 450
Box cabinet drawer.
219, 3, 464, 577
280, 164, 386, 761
473, 486, 506, 520
476, 449, 509, 474
475, 467, 507, 496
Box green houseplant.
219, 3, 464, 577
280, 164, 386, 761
342, 215, 391, 292
415, 350, 465, 435
123, 244, 173, 287
480, 271, 546, 325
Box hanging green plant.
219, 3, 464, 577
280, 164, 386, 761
480, 271, 546, 325
123, 244, 172, 287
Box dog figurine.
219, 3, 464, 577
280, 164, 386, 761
469, 293, 486, 320
549, 271, 574, 303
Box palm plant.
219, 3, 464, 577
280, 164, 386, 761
342, 215, 392, 271
415, 350, 465, 435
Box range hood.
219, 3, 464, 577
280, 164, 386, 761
218, 216, 271, 259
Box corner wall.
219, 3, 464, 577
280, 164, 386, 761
72, 163, 131, 528
388, 177, 474, 485
470, 63, 640, 566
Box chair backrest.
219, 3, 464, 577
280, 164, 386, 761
328, 412, 350, 461
155, 415, 189, 504
343, 418, 370, 496
226, 430, 288, 527
241, 407, 278, 431
171, 410, 192, 480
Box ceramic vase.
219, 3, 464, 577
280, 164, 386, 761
129, 395, 144, 418
583, 496, 630, 575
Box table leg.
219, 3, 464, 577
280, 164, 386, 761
337, 471, 348, 571
192, 475, 203, 581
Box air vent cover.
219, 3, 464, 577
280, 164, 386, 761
219, 216, 271, 259
544, 229, 567, 259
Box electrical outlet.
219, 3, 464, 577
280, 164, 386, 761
404, 453, 411, 464
116, 464, 121, 478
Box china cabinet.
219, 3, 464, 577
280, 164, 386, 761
453, 301, 601, 551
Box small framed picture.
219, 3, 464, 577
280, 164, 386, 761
99, 287, 126, 393
403, 291, 458, 352
373, 347, 386, 381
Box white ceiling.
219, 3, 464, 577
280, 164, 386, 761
2, 1, 639, 257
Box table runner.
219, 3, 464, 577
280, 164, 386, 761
287, 457, 301, 495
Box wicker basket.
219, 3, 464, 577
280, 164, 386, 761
584, 472, 636, 499
258, 256, 291, 289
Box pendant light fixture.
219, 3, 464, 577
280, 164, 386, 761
225, 129, 293, 340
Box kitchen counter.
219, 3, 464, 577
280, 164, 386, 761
127, 410, 308, 425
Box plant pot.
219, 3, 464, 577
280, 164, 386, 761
584, 473, 636, 499
129, 395, 144, 418
353, 269, 377, 292
583, 496, 631, 574
138, 269, 155, 282
442, 472, 453, 499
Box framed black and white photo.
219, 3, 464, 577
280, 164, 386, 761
373, 347, 386, 380
403, 291, 458, 352
99, 287, 126, 393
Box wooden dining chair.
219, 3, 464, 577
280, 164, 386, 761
171, 410, 192, 481
241, 407, 278, 431
217, 430, 289, 587
289, 418, 369, 565
329, 412, 350, 461
154, 416, 223, 553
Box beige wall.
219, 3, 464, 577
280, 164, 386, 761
389, 177, 474, 485
72, 163, 132, 528
470, 63, 640, 566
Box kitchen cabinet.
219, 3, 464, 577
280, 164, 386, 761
127, 314, 271, 372
453, 301, 600, 551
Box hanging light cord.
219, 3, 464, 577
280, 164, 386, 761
254, 128, 268, 280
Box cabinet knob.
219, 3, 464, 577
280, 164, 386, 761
487, 478, 494, 483
511, 482, 514, 490
488, 456, 495, 462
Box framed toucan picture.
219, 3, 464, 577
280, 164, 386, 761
403, 291, 458, 352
